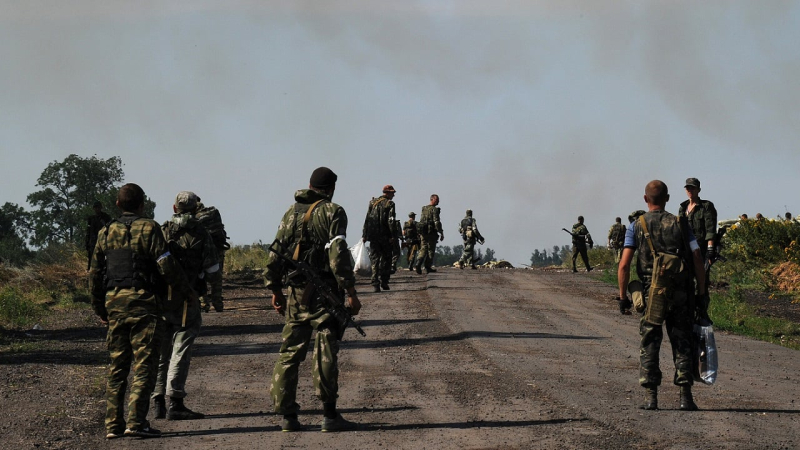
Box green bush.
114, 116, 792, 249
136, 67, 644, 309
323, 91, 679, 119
0, 286, 46, 328
722, 219, 800, 265
225, 242, 270, 273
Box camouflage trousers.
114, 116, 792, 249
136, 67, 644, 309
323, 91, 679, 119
639, 288, 695, 388
415, 233, 439, 270
572, 244, 591, 270
611, 245, 623, 263
405, 242, 419, 266
105, 313, 164, 433
201, 251, 225, 311
458, 240, 476, 267
270, 286, 340, 415
391, 239, 401, 271
368, 238, 393, 286
154, 307, 202, 399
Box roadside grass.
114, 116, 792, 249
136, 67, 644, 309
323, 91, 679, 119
709, 287, 800, 350
225, 242, 269, 273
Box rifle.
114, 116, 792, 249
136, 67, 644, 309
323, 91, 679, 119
562, 228, 592, 248
268, 239, 366, 339
562, 228, 578, 238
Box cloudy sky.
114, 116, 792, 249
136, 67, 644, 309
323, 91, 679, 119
2, 1, 799, 265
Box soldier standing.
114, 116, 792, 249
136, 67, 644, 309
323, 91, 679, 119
85, 201, 111, 270
194, 199, 229, 312
607, 217, 626, 263
678, 177, 717, 318
263, 167, 362, 432
571, 216, 593, 272
152, 191, 220, 421
403, 212, 420, 270
457, 209, 484, 269
362, 185, 397, 292
617, 180, 707, 411
390, 219, 402, 273
414, 194, 444, 274
90, 184, 197, 439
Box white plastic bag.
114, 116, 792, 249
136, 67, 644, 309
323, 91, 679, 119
694, 323, 718, 385
350, 240, 371, 276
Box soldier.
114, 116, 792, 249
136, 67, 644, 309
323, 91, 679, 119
390, 218, 402, 273
571, 216, 593, 272
403, 212, 420, 270
413, 194, 444, 274
90, 183, 197, 439
784, 212, 793, 222
617, 180, 707, 411
85, 201, 111, 270
457, 209, 484, 269
151, 191, 219, 421
194, 199, 229, 312
362, 185, 397, 292
607, 217, 626, 263
678, 177, 717, 318
263, 167, 362, 432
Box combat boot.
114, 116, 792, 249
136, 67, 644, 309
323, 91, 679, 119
458, 261, 464, 269
640, 387, 658, 410
153, 394, 166, 419
167, 397, 205, 420
415, 264, 422, 275
381, 282, 390, 291
372, 285, 381, 293
679, 386, 698, 411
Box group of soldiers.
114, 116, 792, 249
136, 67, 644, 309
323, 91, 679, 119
88, 186, 229, 438
360, 186, 485, 293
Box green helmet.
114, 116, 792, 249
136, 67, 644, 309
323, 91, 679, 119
628, 210, 646, 223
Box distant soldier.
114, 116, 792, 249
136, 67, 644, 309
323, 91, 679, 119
784, 212, 793, 222
457, 209, 484, 269
607, 217, 626, 263
390, 219, 402, 273
194, 199, 229, 312
571, 216, 593, 272
362, 185, 397, 292
413, 194, 444, 274
85, 201, 112, 270
90, 183, 197, 439
152, 191, 219, 421
403, 212, 420, 270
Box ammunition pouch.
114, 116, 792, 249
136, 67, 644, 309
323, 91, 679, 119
105, 248, 158, 292
644, 252, 687, 325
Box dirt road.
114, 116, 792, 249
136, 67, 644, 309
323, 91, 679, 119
2, 268, 799, 449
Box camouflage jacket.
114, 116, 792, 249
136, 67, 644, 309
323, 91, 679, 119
162, 213, 220, 302
608, 223, 626, 247
678, 199, 717, 248
362, 195, 396, 242
571, 223, 593, 247
89, 212, 194, 319
419, 204, 443, 236
403, 219, 419, 243
459, 216, 483, 243
263, 189, 356, 292
627, 210, 695, 285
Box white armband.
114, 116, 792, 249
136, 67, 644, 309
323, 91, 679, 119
157, 251, 171, 262
689, 239, 700, 252
325, 235, 346, 250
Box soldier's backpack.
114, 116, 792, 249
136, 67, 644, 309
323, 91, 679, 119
639, 215, 688, 325
195, 206, 229, 250
364, 197, 391, 240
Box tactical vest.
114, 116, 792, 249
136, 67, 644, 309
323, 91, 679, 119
195, 206, 229, 250
163, 217, 206, 292
404, 220, 419, 241
285, 200, 329, 286
419, 205, 438, 235
103, 215, 160, 292
634, 211, 690, 285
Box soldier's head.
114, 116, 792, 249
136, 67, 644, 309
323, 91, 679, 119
409, 212, 416, 220
615, 217, 621, 223
92, 201, 103, 214
116, 183, 145, 214
577, 215, 584, 223
644, 180, 669, 208
430, 194, 439, 206
309, 167, 337, 197
756, 213, 764, 220
174, 191, 199, 214
684, 177, 701, 200
740, 213, 749, 220
466, 209, 472, 217
786, 212, 792, 220
382, 184, 396, 199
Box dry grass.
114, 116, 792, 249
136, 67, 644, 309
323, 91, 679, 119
771, 262, 800, 294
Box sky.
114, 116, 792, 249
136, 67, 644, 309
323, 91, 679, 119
2, 1, 799, 266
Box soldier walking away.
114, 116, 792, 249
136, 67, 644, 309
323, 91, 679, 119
194, 198, 230, 312
362, 185, 397, 292
414, 194, 444, 274
617, 180, 707, 412
89, 183, 197, 439
571, 216, 593, 272
678, 177, 717, 320
85, 201, 111, 270
152, 191, 220, 421
263, 167, 362, 432
607, 217, 626, 263
403, 212, 420, 270
390, 218, 402, 273
457, 209, 485, 269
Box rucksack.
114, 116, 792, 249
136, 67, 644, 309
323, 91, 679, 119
364, 197, 391, 240
195, 206, 229, 250
639, 215, 688, 325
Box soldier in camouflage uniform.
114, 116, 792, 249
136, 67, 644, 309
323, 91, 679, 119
362, 185, 397, 292
263, 167, 362, 432
414, 194, 444, 274
390, 219, 402, 273
607, 217, 626, 263
194, 199, 229, 312
90, 183, 197, 439
85, 201, 112, 270
151, 191, 220, 421
617, 180, 707, 411
403, 212, 420, 269
457, 209, 484, 269
678, 177, 717, 319
571, 216, 593, 272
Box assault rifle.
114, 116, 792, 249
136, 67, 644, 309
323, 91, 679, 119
562, 228, 593, 248
268, 239, 366, 339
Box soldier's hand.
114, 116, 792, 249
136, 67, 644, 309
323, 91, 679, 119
346, 293, 361, 316
439, 233, 445, 242
272, 291, 287, 316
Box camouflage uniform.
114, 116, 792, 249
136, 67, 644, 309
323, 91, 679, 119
571, 221, 593, 272
457, 213, 484, 269
415, 203, 443, 272
195, 202, 229, 312
263, 188, 356, 416
403, 215, 420, 267
678, 198, 717, 260
362, 194, 396, 289
608, 221, 626, 263
154, 211, 219, 407
627, 210, 696, 389
390, 219, 402, 272
90, 212, 194, 436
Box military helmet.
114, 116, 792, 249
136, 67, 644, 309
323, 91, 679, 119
409, 212, 416, 217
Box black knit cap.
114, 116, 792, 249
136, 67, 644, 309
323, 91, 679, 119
310, 167, 338, 189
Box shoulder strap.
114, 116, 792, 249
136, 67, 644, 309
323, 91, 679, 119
639, 215, 658, 257
293, 199, 325, 261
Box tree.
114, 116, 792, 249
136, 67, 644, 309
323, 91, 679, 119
484, 247, 495, 262
0, 202, 32, 265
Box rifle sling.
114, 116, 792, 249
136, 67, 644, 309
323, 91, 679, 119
292, 199, 325, 261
